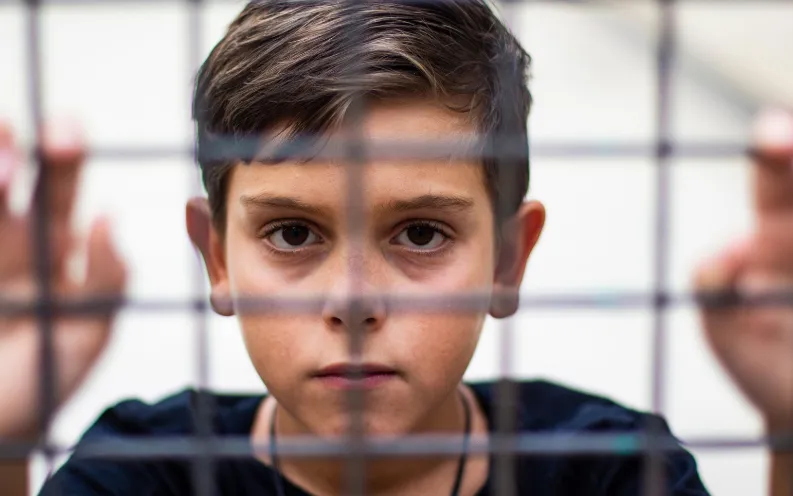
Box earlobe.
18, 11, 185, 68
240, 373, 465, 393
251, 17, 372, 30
185, 197, 234, 316
490, 289, 519, 319
209, 290, 234, 317
489, 200, 546, 319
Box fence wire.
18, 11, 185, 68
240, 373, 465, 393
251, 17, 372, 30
2, 0, 791, 495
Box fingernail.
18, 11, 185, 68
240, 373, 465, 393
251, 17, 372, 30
43, 119, 83, 150
753, 108, 793, 149
0, 124, 12, 147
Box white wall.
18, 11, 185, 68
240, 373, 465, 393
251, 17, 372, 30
0, 1, 786, 495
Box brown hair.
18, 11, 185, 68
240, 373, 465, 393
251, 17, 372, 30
193, 0, 532, 231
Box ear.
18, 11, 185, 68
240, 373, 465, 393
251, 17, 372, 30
490, 200, 546, 319
186, 197, 234, 316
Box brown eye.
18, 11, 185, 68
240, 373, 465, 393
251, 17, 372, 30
406, 225, 435, 246
394, 222, 447, 250
282, 225, 310, 245
267, 223, 319, 249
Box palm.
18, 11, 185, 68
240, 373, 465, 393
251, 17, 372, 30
697, 109, 793, 430
0, 123, 126, 439
705, 271, 793, 429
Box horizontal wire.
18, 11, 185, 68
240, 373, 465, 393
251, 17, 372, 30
2, 432, 791, 461
13, 140, 755, 163
0, 288, 790, 316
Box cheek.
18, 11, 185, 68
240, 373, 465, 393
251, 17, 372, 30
225, 231, 279, 294
396, 250, 492, 395
392, 259, 492, 392
394, 233, 496, 303
402, 312, 484, 375
238, 314, 315, 390
224, 232, 326, 391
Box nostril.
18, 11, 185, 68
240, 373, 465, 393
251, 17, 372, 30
365, 317, 377, 325
330, 316, 343, 326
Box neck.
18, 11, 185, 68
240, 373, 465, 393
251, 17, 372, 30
257, 385, 473, 496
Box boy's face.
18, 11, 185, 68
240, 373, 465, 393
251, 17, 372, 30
188, 99, 544, 437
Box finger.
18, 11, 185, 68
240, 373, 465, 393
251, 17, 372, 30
33, 121, 86, 272
693, 238, 751, 311
751, 108, 793, 214
81, 217, 127, 317
37, 120, 85, 221
0, 123, 20, 217
0, 124, 26, 280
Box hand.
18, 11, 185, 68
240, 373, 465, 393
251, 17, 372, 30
0, 121, 126, 440
695, 108, 793, 432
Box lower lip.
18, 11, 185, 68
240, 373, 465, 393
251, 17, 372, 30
314, 373, 397, 390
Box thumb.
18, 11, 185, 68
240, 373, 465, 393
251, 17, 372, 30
693, 238, 752, 311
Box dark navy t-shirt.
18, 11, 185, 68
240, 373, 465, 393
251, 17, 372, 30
41, 380, 709, 495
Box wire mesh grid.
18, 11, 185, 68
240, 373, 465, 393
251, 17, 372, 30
2, 0, 792, 495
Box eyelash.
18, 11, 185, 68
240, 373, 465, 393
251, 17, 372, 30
259, 220, 454, 257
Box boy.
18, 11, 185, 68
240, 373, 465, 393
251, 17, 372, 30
1, 0, 793, 494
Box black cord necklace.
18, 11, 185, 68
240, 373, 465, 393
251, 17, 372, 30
268, 390, 472, 496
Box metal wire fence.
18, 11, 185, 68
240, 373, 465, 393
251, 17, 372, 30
1, 0, 791, 495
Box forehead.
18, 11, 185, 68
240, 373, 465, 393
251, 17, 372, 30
357, 98, 475, 140
226, 100, 489, 211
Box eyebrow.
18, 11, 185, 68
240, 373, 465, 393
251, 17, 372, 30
381, 194, 475, 213
240, 194, 327, 216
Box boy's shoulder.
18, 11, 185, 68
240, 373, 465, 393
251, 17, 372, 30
470, 379, 653, 433
80, 389, 266, 440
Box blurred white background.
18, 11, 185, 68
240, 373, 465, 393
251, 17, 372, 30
1, 0, 792, 494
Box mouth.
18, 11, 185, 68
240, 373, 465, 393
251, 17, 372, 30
311, 363, 400, 390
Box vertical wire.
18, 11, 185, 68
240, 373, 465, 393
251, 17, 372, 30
344, 107, 367, 496
186, 1, 214, 495
493, 2, 522, 494
645, 1, 674, 495
495, 291, 517, 496
23, 0, 57, 481
343, 2, 367, 495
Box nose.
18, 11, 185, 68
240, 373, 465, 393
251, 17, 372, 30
323, 296, 386, 332
322, 271, 387, 333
